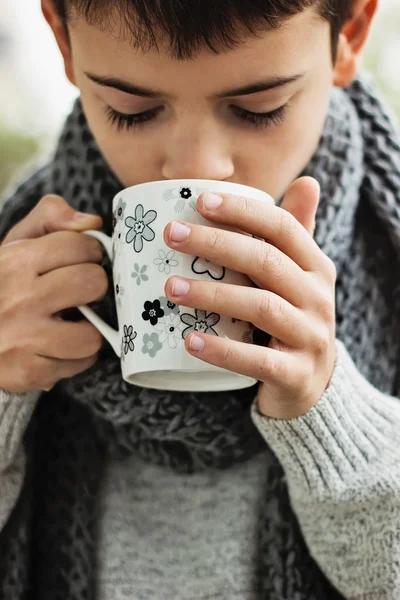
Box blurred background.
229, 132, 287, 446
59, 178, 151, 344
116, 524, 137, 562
0, 0, 399, 201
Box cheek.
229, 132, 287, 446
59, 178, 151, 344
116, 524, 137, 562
79, 91, 162, 188
251, 89, 330, 199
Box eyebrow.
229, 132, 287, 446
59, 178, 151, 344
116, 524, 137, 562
85, 71, 305, 100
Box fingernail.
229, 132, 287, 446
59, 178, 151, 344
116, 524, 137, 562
189, 334, 205, 351
203, 192, 222, 211
171, 278, 190, 297
170, 222, 191, 242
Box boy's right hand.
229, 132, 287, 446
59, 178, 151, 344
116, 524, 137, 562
0, 195, 108, 394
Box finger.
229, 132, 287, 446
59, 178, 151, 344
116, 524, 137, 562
35, 263, 109, 314
195, 188, 326, 273
0, 231, 104, 277
2, 195, 103, 245
36, 353, 100, 390
278, 177, 320, 237
36, 318, 104, 360
183, 330, 300, 388
7, 352, 99, 393
164, 221, 307, 307
166, 277, 314, 348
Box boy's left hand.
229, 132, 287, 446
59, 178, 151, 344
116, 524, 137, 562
164, 177, 337, 420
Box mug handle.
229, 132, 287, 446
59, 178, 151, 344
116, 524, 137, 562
78, 230, 121, 357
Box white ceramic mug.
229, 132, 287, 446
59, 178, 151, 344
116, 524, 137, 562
79, 179, 275, 392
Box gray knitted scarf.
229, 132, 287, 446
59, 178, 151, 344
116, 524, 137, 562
1, 73, 400, 599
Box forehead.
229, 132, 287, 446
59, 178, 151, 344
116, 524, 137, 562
68, 7, 328, 90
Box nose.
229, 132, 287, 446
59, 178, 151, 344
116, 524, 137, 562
161, 122, 235, 181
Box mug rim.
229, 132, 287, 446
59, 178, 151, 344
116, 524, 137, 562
113, 179, 274, 205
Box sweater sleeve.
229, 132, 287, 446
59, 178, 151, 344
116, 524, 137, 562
0, 389, 40, 531
251, 337, 400, 600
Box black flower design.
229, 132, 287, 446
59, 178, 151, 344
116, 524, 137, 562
180, 187, 192, 200
192, 257, 225, 281
125, 204, 157, 253
142, 299, 165, 326
180, 309, 220, 339
122, 325, 137, 356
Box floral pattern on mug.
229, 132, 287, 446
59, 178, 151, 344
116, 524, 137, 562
121, 325, 137, 360
125, 204, 157, 253
142, 299, 165, 326
162, 186, 208, 214
191, 257, 226, 281
180, 309, 220, 339
142, 332, 163, 358
158, 296, 180, 317
242, 325, 255, 344
131, 263, 149, 286
113, 219, 124, 260
153, 249, 179, 274
115, 273, 125, 308
116, 197, 127, 221
155, 313, 184, 350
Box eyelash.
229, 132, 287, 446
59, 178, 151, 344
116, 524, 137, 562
105, 103, 288, 132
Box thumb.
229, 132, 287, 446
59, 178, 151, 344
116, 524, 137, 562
279, 176, 320, 237
2, 194, 103, 244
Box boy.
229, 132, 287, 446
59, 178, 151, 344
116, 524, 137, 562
1, 0, 399, 598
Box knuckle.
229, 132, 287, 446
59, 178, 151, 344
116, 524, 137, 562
86, 264, 109, 299
205, 228, 222, 252
220, 341, 237, 365
257, 293, 275, 324
260, 244, 283, 275
277, 209, 298, 239
86, 327, 104, 354
209, 283, 224, 306
38, 195, 72, 227
313, 329, 330, 357
36, 195, 59, 221
235, 195, 254, 220
0, 240, 34, 272
37, 194, 66, 214
316, 291, 335, 321
86, 237, 104, 263
256, 352, 279, 381
325, 256, 337, 282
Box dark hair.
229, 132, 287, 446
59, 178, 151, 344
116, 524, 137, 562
55, 0, 352, 62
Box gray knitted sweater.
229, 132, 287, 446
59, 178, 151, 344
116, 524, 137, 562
1, 336, 400, 599
1, 75, 400, 599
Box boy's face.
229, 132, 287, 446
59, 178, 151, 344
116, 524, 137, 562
61, 7, 338, 199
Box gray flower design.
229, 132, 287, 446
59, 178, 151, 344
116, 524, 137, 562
125, 204, 157, 253
163, 186, 208, 213
153, 249, 179, 274
142, 332, 163, 358
155, 313, 184, 349
158, 296, 180, 316
180, 309, 220, 339
115, 197, 127, 221
122, 325, 137, 360
115, 273, 125, 308
113, 219, 124, 260
131, 263, 149, 286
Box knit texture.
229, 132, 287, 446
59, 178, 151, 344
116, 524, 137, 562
0, 72, 399, 598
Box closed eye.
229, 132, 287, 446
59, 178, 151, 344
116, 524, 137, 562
104, 103, 289, 131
